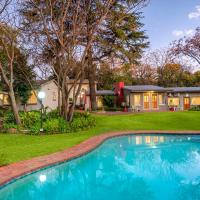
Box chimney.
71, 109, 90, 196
114, 82, 125, 105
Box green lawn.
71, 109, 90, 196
0, 111, 200, 165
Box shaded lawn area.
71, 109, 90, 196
0, 111, 200, 165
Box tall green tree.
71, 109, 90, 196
86, 0, 149, 110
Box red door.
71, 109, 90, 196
184, 97, 190, 110
152, 94, 158, 109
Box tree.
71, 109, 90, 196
194, 70, 200, 86
131, 63, 157, 85
97, 62, 116, 90
0, 23, 21, 124
0, 49, 35, 111
0, 0, 11, 15
157, 63, 194, 87
21, 0, 116, 121
86, 0, 149, 110
171, 28, 200, 66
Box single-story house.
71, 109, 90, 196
23, 79, 94, 111
102, 82, 200, 111
0, 79, 96, 111
1, 79, 200, 112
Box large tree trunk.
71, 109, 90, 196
61, 82, 68, 121
58, 87, 61, 114
57, 78, 61, 115
9, 87, 21, 125
68, 77, 84, 122
87, 48, 97, 111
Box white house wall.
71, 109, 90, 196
20, 81, 91, 111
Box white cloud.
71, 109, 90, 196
188, 5, 200, 19
172, 30, 184, 37
185, 29, 195, 36
172, 29, 195, 37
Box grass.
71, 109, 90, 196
0, 111, 200, 165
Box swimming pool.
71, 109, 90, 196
1, 134, 200, 200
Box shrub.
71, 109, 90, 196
70, 113, 96, 131
46, 109, 59, 119
102, 95, 115, 107
43, 118, 69, 133
189, 105, 200, 111
3, 123, 19, 130
29, 122, 41, 134
20, 111, 40, 129
2, 110, 96, 134
3, 111, 15, 124
73, 111, 90, 119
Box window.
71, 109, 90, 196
191, 97, 200, 105
144, 94, 150, 109
69, 98, 73, 104
168, 98, 180, 106
134, 95, 141, 106
27, 91, 37, 105
0, 94, 3, 105
3, 94, 10, 105
159, 94, 165, 105
0, 94, 3, 101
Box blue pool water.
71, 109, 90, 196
1, 135, 200, 200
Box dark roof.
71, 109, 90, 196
168, 87, 200, 93
124, 85, 171, 92
86, 90, 114, 96
36, 79, 92, 86
96, 90, 114, 96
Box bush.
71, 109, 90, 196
2, 110, 96, 134
20, 111, 40, 129
3, 111, 15, 124
46, 109, 59, 119
43, 118, 69, 133
189, 105, 200, 111
29, 122, 41, 135
3, 123, 19, 130
70, 113, 96, 131
103, 95, 115, 107
73, 111, 90, 119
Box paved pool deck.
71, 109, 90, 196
1, 130, 200, 187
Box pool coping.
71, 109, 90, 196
1, 130, 200, 187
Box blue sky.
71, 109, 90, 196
142, 0, 200, 50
